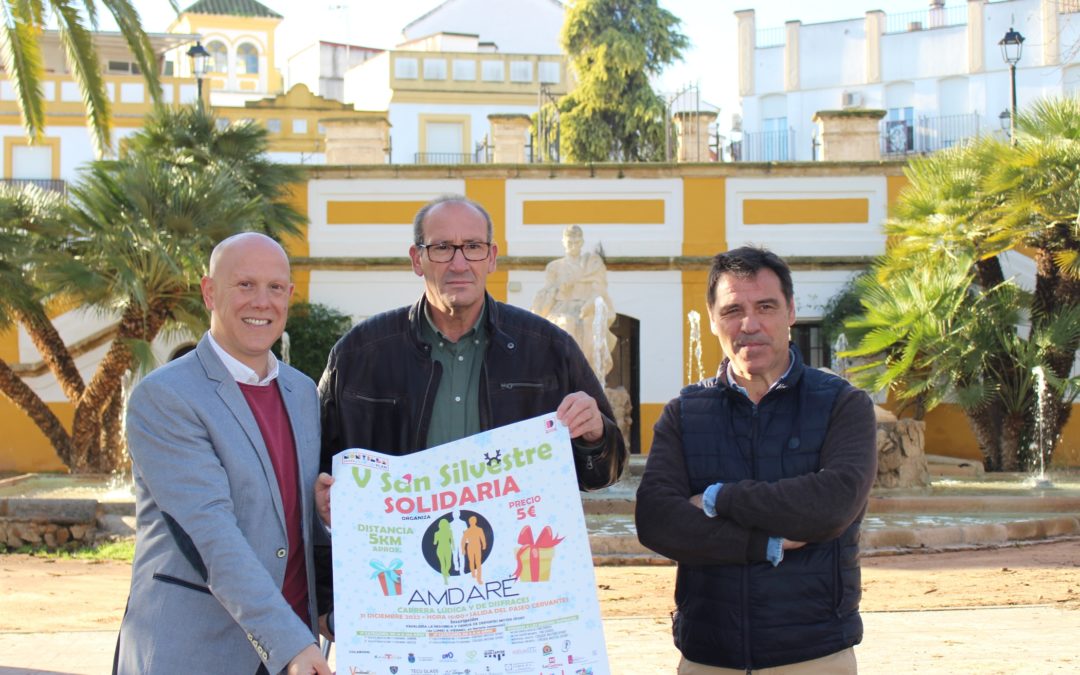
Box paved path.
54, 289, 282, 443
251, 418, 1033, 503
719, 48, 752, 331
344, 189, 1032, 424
2, 606, 1078, 674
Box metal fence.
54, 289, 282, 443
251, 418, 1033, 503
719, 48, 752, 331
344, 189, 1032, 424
880, 113, 983, 157
756, 26, 785, 48
0, 178, 67, 194
885, 5, 967, 33
736, 128, 795, 162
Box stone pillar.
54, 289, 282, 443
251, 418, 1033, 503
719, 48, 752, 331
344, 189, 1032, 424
487, 113, 531, 164
967, 0, 985, 74
865, 10, 884, 84
784, 20, 800, 92
735, 9, 755, 97
673, 110, 718, 162
1042, 0, 1060, 66
812, 109, 886, 161
322, 114, 390, 164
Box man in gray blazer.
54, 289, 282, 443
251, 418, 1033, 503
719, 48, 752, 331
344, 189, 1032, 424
115, 233, 330, 675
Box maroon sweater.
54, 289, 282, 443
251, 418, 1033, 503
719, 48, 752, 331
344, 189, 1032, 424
238, 381, 309, 625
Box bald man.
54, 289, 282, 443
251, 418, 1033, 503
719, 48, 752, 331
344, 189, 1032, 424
115, 233, 330, 675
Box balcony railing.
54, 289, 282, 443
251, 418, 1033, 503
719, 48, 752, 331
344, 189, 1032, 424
885, 5, 967, 33
880, 113, 983, 157
735, 128, 796, 162
756, 27, 785, 48
0, 178, 67, 194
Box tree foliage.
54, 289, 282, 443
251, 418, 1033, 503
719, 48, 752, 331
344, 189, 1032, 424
843, 98, 1080, 471
272, 302, 353, 384
0, 0, 176, 156
0, 106, 306, 472
549, 0, 688, 162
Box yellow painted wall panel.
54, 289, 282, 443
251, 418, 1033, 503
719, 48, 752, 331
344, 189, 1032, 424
0, 326, 18, 363
0, 401, 71, 472
682, 177, 726, 256
465, 178, 507, 252
886, 175, 909, 216
465, 179, 508, 300
282, 181, 310, 303
327, 201, 426, 225
743, 198, 868, 225
923, 403, 1080, 467
639, 402, 664, 455
682, 270, 721, 384
522, 199, 665, 225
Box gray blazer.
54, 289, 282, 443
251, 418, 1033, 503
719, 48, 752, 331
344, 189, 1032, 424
115, 335, 323, 675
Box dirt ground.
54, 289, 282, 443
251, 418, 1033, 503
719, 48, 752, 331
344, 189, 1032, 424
2, 539, 1079, 633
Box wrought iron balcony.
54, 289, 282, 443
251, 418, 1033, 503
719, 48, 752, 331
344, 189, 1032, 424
880, 113, 983, 157
0, 178, 67, 195
734, 128, 795, 162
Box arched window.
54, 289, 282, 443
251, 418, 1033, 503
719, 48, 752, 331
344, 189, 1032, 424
237, 43, 259, 75
206, 40, 228, 73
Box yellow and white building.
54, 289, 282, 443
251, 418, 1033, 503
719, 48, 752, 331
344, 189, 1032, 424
2, 0, 1079, 473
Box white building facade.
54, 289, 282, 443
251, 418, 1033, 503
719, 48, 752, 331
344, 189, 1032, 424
737, 0, 1080, 161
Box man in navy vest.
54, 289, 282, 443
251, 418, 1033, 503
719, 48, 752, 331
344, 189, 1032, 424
636, 246, 877, 674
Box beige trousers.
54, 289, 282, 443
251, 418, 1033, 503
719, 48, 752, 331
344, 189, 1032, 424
678, 647, 857, 674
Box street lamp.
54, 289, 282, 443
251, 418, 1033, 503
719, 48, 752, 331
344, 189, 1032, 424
186, 41, 210, 107
999, 27, 1024, 145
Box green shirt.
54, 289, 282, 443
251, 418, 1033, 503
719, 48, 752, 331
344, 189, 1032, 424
420, 305, 488, 448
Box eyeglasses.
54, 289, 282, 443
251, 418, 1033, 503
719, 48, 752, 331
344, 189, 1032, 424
417, 241, 492, 262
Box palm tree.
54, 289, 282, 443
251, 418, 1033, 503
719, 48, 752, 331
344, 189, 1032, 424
845, 98, 1080, 470
0, 185, 79, 461
0, 0, 175, 157
1, 106, 308, 472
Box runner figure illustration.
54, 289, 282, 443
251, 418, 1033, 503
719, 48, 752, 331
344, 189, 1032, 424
450, 510, 468, 575
433, 518, 454, 584
462, 515, 488, 584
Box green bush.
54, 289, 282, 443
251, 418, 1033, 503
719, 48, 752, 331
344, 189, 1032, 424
273, 302, 353, 383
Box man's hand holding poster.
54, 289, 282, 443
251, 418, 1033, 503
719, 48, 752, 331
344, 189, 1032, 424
331, 413, 610, 675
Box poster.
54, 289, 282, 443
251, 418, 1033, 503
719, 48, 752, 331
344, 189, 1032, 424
331, 413, 610, 675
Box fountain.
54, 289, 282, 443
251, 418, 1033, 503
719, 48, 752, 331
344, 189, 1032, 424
281, 330, 291, 365
1030, 366, 1054, 489
686, 310, 704, 384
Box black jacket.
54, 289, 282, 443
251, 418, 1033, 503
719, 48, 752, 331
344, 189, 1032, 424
319, 293, 627, 491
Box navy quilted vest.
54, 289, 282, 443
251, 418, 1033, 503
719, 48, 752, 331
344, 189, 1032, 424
673, 349, 864, 670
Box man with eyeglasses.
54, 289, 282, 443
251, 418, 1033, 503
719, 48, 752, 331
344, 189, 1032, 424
316, 194, 627, 505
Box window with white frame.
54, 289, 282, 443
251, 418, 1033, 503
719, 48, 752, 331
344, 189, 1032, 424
423, 58, 447, 80
237, 43, 259, 75
481, 60, 504, 82
395, 57, 418, 79
538, 61, 560, 84
12, 145, 53, 179
207, 41, 228, 73
453, 59, 476, 81
509, 61, 532, 83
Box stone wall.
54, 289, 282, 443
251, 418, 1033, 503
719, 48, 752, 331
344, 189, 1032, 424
875, 407, 930, 488
0, 498, 98, 550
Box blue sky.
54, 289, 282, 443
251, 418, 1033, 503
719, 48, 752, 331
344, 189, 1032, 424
120, 0, 949, 119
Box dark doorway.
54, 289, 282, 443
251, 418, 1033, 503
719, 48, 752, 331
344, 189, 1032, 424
791, 323, 831, 370
606, 314, 640, 454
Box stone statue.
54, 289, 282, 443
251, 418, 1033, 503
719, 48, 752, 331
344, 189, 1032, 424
533, 226, 631, 453
531, 225, 617, 382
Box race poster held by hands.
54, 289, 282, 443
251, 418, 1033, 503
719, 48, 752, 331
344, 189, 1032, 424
331, 413, 610, 674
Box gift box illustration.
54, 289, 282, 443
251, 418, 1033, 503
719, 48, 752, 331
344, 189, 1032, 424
370, 558, 404, 596
512, 525, 564, 582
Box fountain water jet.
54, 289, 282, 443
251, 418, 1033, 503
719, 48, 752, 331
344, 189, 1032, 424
686, 310, 704, 384
1030, 366, 1054, 489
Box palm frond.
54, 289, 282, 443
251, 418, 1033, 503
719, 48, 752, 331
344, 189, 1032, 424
0, 6, 46, 142
52, 0, 112, 157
